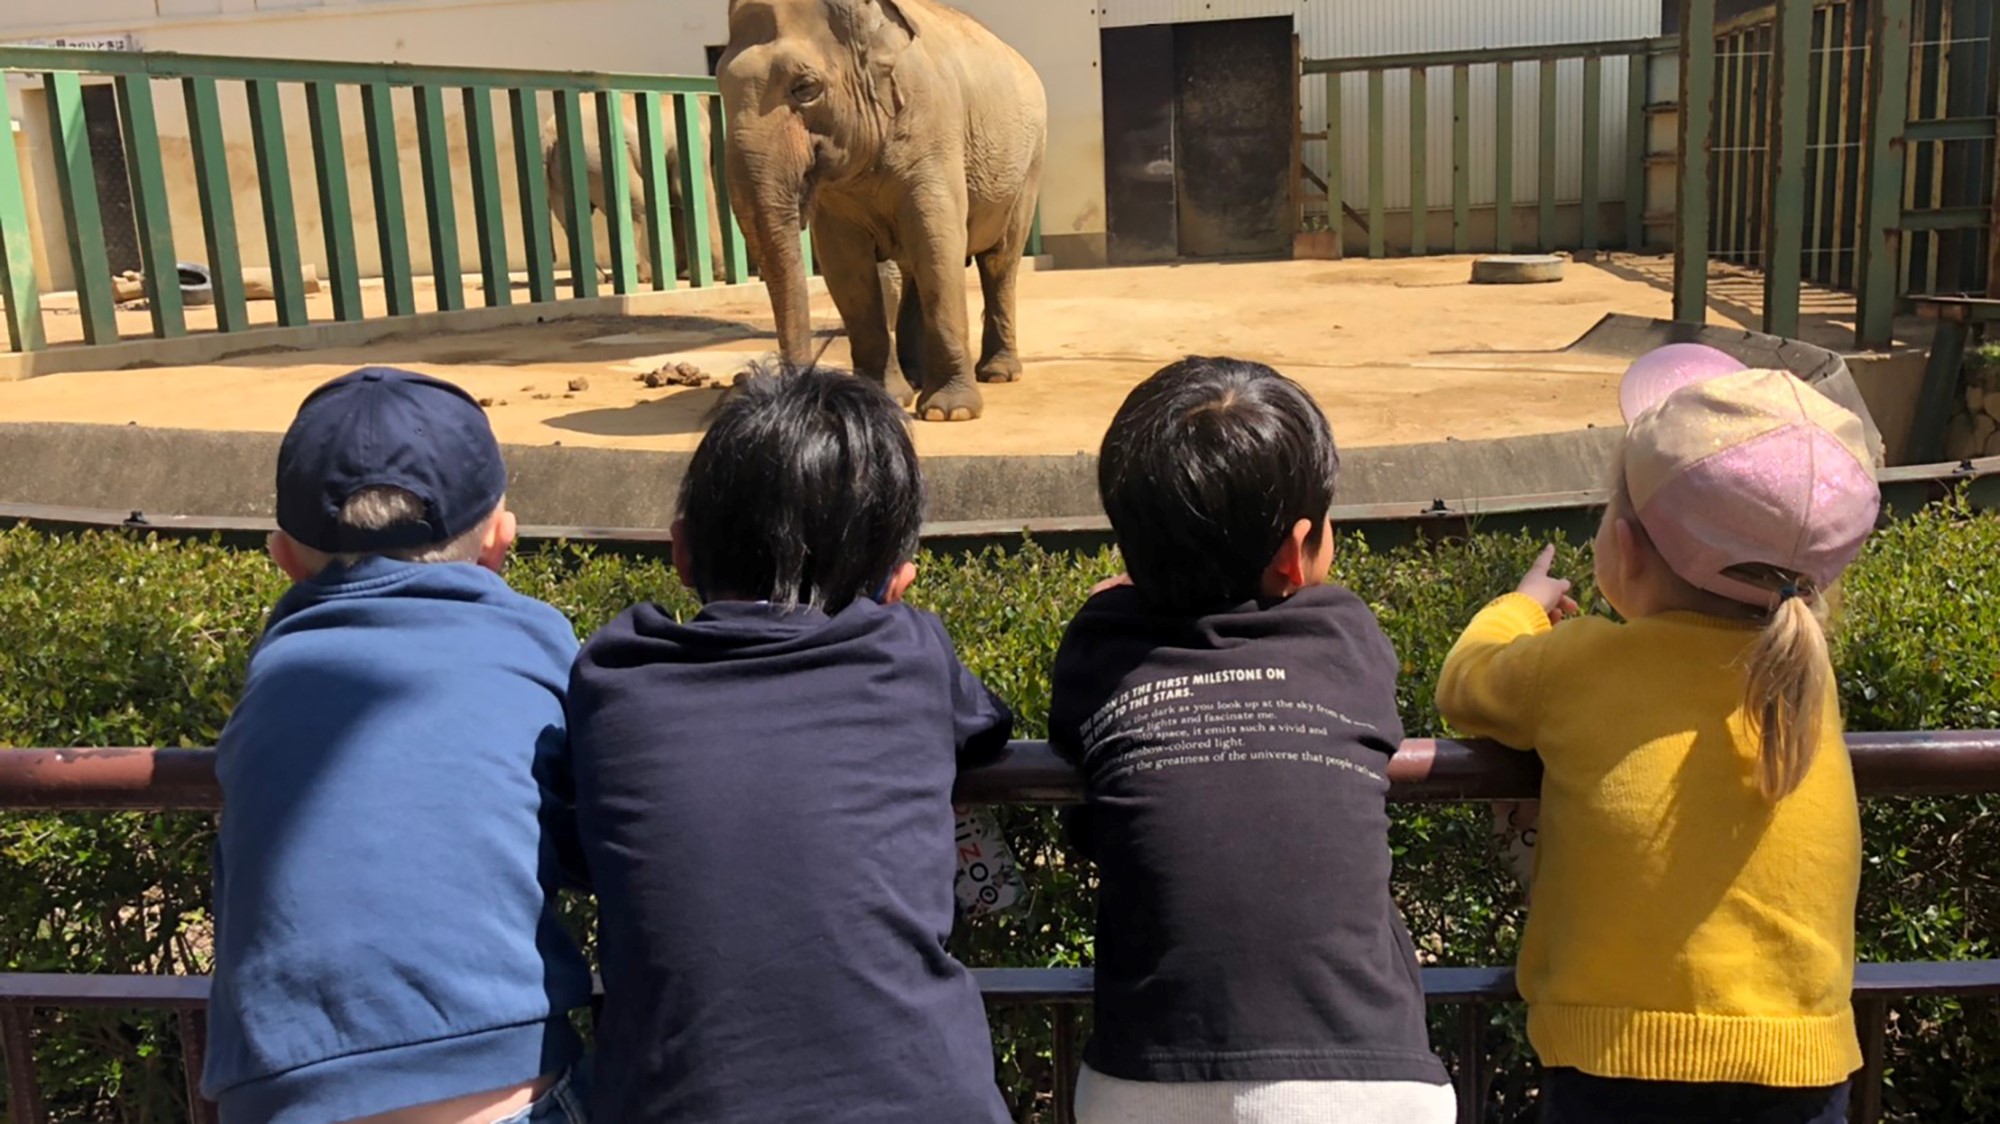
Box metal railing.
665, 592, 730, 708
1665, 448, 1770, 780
5, 732, 2000, 1124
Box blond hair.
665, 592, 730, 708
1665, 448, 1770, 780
288, 486, 499, 571
1605, 443, 1837, 801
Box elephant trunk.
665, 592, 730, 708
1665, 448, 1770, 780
725, 113, 816, 364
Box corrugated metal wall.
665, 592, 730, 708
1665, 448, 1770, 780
1104, 0, 1664, 212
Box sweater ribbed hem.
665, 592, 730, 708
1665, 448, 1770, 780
1529, 1004, 1862, 1087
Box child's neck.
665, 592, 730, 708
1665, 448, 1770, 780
1619, 574, 1761, 622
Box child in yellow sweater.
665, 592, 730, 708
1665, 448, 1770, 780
1435, 349, 1879, 1123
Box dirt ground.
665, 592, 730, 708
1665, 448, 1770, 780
0, 254, 1879, 456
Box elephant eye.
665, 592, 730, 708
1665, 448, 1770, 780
790, 75, 824, 104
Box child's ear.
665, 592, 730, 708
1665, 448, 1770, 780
882, 561, 919, 604
670, 518, 698, 596
1613, 517, 1648, 587
477, 504, 519, 574
268, 531, 318, 582
1260, 518, 1316, 597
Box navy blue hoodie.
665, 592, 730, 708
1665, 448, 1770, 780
568, 598, 1014, 1124
203, 558, 594, 1124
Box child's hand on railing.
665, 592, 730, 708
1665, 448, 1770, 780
1091, 573, 1133, 596
1515, 544, 1578, 625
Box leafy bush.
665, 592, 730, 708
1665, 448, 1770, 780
2, 497, 1998, 1121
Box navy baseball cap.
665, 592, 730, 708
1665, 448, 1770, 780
276, 367, 507, 554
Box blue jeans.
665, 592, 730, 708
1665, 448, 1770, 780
1539, 1068, 1850, 1124
491, 1067, 589, 1124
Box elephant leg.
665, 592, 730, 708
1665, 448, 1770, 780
816, 220, 911, 406
892, 263, 925, 393
906, 196, 982, 422
974, 246, 1024, 384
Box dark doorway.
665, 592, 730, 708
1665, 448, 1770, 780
81, 84, 142, 276
1099, 16, 1295, 264
1101, 24, 1178, 264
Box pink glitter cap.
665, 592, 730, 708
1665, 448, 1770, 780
1620, 363, 1881, 608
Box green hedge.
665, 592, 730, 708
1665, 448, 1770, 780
2, 497, 1998, 1122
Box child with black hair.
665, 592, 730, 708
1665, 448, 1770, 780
565, 363, 1016, 1124
1050, 357, 1453, 1124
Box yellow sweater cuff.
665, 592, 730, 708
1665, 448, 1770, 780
1481, 592, 1555, 639
1530, 1004, 1862, 1087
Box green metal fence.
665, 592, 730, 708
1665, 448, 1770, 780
0, 47, 758, 355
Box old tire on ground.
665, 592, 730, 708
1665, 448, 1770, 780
177, 263, 215, 307
1471, 254, 1565, 285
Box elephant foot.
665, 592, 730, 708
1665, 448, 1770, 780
872, 369, 917, 408
976, 352, 1023, 384
916, 382, 984, 422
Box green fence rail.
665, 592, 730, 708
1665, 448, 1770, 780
0, 47, 754, 355
1302, 37, 1677, 261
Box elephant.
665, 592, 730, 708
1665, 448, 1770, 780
717, 0, 1048, 421
541, 98, 728, 286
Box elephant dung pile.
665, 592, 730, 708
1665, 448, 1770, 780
639, 361, 723, 390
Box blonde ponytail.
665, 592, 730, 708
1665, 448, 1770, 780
1742, 587, 1836, 800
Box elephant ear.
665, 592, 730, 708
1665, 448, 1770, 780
838, 0, 916, 116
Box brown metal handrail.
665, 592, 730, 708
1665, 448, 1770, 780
4, 730, 2000, 812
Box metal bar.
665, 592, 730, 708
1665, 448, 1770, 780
1675, 0, 1720, 322
553, 91, 597, 298
11, 731, 2000, 812
1902, 116, 2000, 142
245, 79, 309, 328
1833, 0, 1862, 289
708, 96, 750, 284
0, 103, 42, 352
1452, 64, 1470, 253
413, 85, 464, 312
1909, 318, 1966, 463
592, 91, 638, 295
0, 47, 721, 95
1857, 0, 1915, 348
181, 78, 249, 332
1626, 50, 1649, 250
1900, 205, 1992, 230
634, 92, 679, 291
114, 76, 186, 339
1582, 55, 1604, 251
1922, 0, 1948, 298
1409, 67, 1428, 256
463, 88, 512, 308
1540, 58, 1559, 251
1991, 101, 2000, 298
0, 1006, 46, 1124
361, 83, 416, 317
1719, 34, 1742, 265
305, 82, 364, 322
1497, 63, 1515, 252
1367, 70, 1386, 258
1052, 1008, 1078, 1124
1807, 4, 1835, 285
672, 93, 718, 287
179, 1008, 217, 1124
1853, 996, 1887, 1124
43, 71, 119, 344
1765, 0, 1814, 337
508, 90, 557, 304
1455, 1001, 1482, 1124
1303, 37, 1677, 75
1326, 74, 1345, 250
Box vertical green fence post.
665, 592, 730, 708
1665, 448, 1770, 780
1581, 56, 1603, 252
463, 88, 512, 307
183, 77, 249, 332
246, 79, 310, 328
0, 109, 45, 352
634, 92, 680, 290
553, 90, 597, 298
1855, 0, 1913, 348
672, 93, 717, 287
1409, 67, 1428, 256
305, 81, 364, 322
1674, 0, 1719, 323
361, 83, 416, 316
1496, 62, 1516, 252
414, 85, 464, 312
1539, 58, 1559, 252
1626, 50, 1649, 251
1451, 64, 1470, 253
594, 91, 639, 295
509, 90, 557, 304
43, 71, 118, 344
114, 75, 185, 339
1763, 0, 1813, 337
1367, 69, 1386, 258
1326, 74, 1344, 256
708, 96, 750, 284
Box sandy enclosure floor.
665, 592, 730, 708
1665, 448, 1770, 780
0, 254, 1853, 456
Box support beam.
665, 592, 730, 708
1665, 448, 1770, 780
1762, 0, 1813, 337
1855, 0, 1913, 348
1673, 0, 1719, 323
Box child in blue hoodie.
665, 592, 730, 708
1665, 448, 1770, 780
566, 363, 1016, 1123
203, 367, 594, 1124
